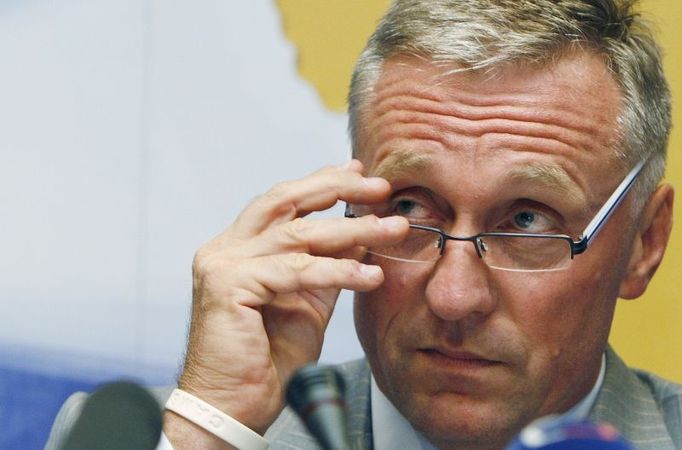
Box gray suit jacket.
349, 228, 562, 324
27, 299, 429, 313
45, 347, 681, 450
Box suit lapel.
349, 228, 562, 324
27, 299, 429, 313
343, 359, 373, 450
589, 346, 675, 450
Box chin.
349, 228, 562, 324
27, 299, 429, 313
400, 392, 529, 449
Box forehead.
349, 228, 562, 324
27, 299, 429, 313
356, 52, 623, 197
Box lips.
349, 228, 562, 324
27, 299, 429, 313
419, 347, 501, 368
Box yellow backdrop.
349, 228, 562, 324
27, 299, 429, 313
277, 0, 682, 381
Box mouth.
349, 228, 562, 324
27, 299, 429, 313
419, 348, 501, 369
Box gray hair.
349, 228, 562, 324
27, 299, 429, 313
348, 0, 671, 210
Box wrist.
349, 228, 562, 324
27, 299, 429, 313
164, 388, 269, 450
164, 410, 238, 450
177, 371, 281, 434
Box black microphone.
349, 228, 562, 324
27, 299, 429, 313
286, 364, 351, 450
60, 381, 163, 450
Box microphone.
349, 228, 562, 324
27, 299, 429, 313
60, 381, 163, 450
286, 364, 351, 450
506, 417, 634, 449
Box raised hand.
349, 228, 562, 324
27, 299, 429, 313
164, 160, 408, 447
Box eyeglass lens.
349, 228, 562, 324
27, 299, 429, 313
364, 226, 572, 271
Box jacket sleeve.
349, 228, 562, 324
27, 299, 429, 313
43, 391, 88, 450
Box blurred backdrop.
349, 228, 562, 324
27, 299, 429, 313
0, 1, 679, 448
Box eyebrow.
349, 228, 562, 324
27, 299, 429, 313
370, 150, 432, 179
371, 152, 587, 206
507, 163, 586, 204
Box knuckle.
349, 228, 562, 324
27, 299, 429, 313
192, 255, 220, 284
265, 181, 289, 199
363, 214, 382, 229
352, 215, 382, 245
340, 259, 367, 285
331, 166, 354, 185
192, 247, 211, 275
192, 246, 237, 286
284, 218, 308, 239
192, 239, 235, 275
260, 182, 297, 217
276, 218, 311, 252
288, 252, 314, 272
317, 164, 338, 174
346, 258, 363, 275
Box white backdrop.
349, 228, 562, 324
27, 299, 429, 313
0, 0, 363, 382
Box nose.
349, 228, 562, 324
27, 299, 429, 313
424, 238, 499, 322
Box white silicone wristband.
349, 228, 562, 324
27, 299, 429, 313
165, 388, 269, 450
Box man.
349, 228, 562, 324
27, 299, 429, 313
47, 0, 681, 449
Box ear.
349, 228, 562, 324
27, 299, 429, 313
619, 184, 674, 299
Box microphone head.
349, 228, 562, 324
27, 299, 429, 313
506, 417, 634, 450
286, 364, 350, 450
60, 381, 163, 450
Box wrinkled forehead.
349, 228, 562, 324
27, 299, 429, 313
354, 51, 622, 161
354, 52, 624, 200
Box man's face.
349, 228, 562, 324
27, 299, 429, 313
354, 53, 637, 449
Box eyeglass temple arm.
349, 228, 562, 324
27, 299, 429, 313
571, 159, 647, 256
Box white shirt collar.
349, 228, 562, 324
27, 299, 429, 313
371, 353, 606, 450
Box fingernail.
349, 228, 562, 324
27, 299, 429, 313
360, 264, 382, 279
363, 177, 388, 190
380, 216, 407, 231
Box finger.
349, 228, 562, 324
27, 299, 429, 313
219, 254, 385, 308
247, 215, 409, 258
232, 161, 390, 237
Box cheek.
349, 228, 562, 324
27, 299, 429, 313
354, 262, 430, 361
526, 283, 573, 335
356, 264, 416, 326
508, 267, 617, 369
378, 263, 422, 305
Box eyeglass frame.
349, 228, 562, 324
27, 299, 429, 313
344, 158, 648, 269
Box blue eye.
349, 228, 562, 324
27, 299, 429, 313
395, 199, 417, 216
389, 195, 444, 226
514, 211, 536, 229
506, 209, 558, 234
